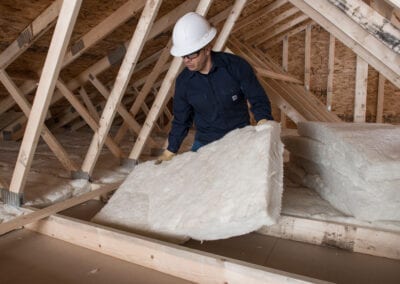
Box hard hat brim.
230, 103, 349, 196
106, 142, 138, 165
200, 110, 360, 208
170, 27, 217, 57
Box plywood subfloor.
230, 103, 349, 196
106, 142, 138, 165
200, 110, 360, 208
1, 201, 399, 284
0, 229, 192, 284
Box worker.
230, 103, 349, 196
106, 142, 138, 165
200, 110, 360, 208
156, 12, 273, 164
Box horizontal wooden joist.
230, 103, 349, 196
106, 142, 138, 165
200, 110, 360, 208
0, 182, 121, 236
25, 213, 320, 284
258, 214, 400, 261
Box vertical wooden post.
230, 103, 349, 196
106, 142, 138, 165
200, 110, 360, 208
81, 0, 162, 176
326, 34, 335, 111
304, 24, 311, 91
376, 73, 385, 123
354, 56, 369, 122
128, 0, 215, 160
6, 0, 82, 205
281, 35, 289, 128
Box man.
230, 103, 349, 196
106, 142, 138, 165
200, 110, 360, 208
156, 12, 273, 164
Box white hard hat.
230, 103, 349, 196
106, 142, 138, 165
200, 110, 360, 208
170, 12, 217, 57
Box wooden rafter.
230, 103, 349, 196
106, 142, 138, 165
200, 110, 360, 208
0, 70, 78, 173
6, 0, 82, 203
81, 0, 163, 177
328, 0, 400, 54
289, 0, 400, 89
254, 14, 309, 46
233, 0, 288, 32
254, 67, 303, 84
263, 20, 314, 48
0, 0, 62, 69
44, 0, 197, 129
87, 75, 157, 147
0, 0, 147, 117
62, 0, 146, 68
244, 6, 300, 42
55, 80, 125, 160
114, 41, 173, 144
79, 87, 100, 121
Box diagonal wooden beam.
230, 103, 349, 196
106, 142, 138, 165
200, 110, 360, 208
6, 0, 82, 205
254, 14, 309, 46
3, 0, 198, 122
262, 20, 314, 48
213, 0, 248, 50
55, 80, 125, 160
87, 75, 157, 147
328, 0, 400, 54
0, 0, 62, 69
244, 6, 300, 42
113, 41, 173, 144
0, 0, 146, 116
233, 0, 288, 32
62, 0, 146, 68
0, 69, 78, 173
289, 0, 400, 88
254, 67, 303, 84
81, 0, 163, 177
79, 87, 100, 121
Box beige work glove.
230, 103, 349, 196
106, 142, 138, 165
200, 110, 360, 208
155, 149, 176, 165
256, 119, 268, 126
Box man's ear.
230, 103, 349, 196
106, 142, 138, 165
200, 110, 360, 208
204, 45, 212, 55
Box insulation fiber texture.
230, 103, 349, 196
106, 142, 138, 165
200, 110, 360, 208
284, 122, 400, 222
92, 122, 283, 243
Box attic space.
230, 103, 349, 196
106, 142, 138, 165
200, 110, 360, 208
0, 0, 399, 283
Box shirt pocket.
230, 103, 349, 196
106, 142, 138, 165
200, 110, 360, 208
222, 86, 244, 109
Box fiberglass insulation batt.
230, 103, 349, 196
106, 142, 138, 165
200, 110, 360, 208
283, 122, 400, 222
92, 122, 283, 243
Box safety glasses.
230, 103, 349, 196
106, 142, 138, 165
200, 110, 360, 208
182, 48, 203, 60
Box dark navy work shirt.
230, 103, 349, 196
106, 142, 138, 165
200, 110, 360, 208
167, 51, 273, 153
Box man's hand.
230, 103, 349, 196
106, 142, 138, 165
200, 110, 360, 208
155, 149, 176, 165
256, 119, 268, 125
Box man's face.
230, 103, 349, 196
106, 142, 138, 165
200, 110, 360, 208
182, 47, 210, 73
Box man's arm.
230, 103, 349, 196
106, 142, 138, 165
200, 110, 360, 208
236, 57, 273, 122
167, 78, 194, 153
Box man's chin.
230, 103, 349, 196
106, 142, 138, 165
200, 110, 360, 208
186, 65, 197, 71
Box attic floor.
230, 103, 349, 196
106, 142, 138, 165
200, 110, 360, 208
0, 200, 399, 284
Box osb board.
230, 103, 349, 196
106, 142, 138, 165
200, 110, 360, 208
265, 24, 400, 123
235, 1, 293, 40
